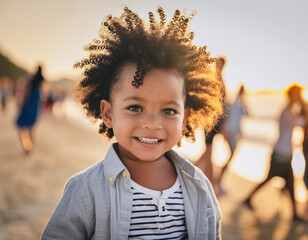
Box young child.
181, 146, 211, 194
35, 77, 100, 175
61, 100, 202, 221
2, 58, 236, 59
42, 7, 224, 239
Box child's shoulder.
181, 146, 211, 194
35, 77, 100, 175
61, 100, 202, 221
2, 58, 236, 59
66, 144, 124, 189
66, 160, 106, 189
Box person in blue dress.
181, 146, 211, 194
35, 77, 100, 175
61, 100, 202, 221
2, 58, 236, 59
16, 65, 45, 154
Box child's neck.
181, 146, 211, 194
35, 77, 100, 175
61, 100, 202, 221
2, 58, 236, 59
116, 145, 177, 191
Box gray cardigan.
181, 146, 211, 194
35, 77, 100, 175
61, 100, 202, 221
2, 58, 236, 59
42, 143, 222, 239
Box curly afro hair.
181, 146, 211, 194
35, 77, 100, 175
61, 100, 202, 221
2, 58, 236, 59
74, 7, 225, 143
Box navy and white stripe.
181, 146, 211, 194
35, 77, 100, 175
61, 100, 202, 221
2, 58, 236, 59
129, 178, 188, 239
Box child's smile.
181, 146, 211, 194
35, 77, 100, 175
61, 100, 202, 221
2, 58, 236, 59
100, 63, 186, 164
135, 137, 161, 144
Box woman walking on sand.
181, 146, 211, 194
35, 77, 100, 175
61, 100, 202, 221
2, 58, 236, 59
216, 83, 248, 194
15, 65, 45, 154
243, 83, 306, 221
302, 102, 308, 218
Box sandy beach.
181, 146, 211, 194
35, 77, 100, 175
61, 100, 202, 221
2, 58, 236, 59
1, 99, 308, 240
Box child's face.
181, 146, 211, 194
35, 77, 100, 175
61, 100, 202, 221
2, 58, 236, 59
101, 63, 186, 163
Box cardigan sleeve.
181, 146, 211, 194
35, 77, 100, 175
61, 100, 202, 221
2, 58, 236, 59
42, 176, 94, 240
195, 168, 222, 240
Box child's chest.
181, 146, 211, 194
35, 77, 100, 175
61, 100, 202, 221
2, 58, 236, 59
128, 178, 188, 239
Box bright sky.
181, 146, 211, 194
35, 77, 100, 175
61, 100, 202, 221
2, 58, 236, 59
0, 0, 307, 91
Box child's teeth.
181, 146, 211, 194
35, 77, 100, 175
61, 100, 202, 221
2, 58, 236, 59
139, 138, 159, 144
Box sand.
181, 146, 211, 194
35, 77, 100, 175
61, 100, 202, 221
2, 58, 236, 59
1, 99, 308, 240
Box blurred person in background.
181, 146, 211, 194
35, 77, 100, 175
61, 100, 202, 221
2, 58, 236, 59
243, 83, 306, 221
0, 77, 12, 112
195, 56, 226, 191
15, 65, 45, 154
302, 101, 308, 218
44, 90, 55, 113
216, 83, 248, 194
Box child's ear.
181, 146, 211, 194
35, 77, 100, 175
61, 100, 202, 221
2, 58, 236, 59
100, 99, 113, 128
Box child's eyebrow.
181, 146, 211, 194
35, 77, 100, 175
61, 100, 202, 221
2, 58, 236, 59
162, 101, 182, 107
123, 96, 143, 102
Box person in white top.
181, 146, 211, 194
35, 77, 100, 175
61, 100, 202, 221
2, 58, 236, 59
216, 84, 248, 193
301, 102, 308, 217
243, 83, 306, 221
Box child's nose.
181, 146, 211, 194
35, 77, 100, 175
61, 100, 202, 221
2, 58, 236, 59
140, 113, 163, 129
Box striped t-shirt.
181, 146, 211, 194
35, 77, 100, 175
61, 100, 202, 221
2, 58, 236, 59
129, 178, 188, 240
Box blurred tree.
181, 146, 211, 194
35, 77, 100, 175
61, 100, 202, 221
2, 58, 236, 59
0, 52, 29, 81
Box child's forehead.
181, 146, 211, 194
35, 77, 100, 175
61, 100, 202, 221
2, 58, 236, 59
110, 63, 186, 101
115, 63, 185, 89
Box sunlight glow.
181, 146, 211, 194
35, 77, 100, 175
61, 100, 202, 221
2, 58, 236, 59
303, 88, 308, 101
295, 179, 308, 203
292, 126, 304, 148
229, 141, 272, 182
292, 148, 306, 177
174, 128, 205, 163
212, 134, 231, 166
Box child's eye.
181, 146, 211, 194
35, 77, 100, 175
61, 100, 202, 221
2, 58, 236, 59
127, 105, 142, 112
163, 109, 176, 115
